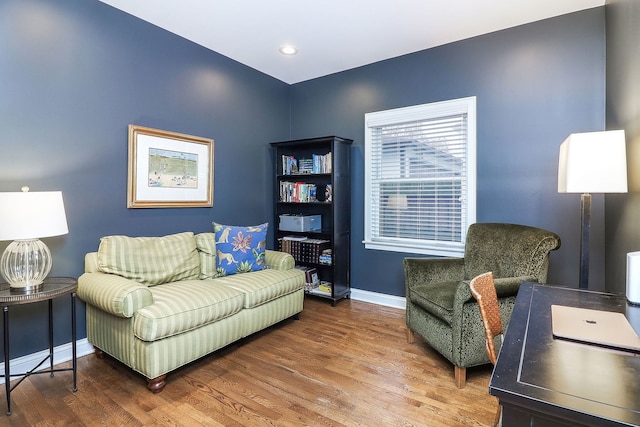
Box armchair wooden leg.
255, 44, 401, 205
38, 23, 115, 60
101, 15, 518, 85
406, 327, 415, 344
454, 365, 466, 388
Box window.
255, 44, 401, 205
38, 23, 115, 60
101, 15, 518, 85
364, 97, 476, 257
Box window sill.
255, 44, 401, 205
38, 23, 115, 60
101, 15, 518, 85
362, 240, 464, 257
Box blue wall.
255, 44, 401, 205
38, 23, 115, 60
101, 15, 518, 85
605, 0, 640, 294
0, 0, 290, 360
0, 1, 607, 360
289, 8, 606, 296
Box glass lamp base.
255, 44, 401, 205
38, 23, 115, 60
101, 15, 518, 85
1, 239, 52, 294
9, 283, 44, 294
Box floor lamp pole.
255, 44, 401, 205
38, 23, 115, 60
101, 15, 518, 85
579, 193, 591, 290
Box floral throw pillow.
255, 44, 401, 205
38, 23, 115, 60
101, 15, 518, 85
213, 222, 268, 276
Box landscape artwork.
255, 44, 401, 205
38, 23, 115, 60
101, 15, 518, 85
148, 148, 198, 189
128, 124, 213, 208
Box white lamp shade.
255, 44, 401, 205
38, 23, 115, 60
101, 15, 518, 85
558, 130, 628, 193
0, 191, 68, 241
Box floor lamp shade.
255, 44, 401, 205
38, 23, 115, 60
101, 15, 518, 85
558, 130, 628, 194
0, 189, 68, 292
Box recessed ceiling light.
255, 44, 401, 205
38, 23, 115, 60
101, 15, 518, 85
279, 45, 298, 55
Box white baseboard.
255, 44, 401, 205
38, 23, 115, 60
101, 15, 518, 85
0, 338, 94, 385
351, 288, 406, 309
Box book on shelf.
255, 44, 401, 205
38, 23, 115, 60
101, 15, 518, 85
309, 281, 332, 296
281, 153, 332, 175
278, 236, 331, 264
318, 248, 332, 265
294, 266, 320, 291
281, 155, 298, 175
298, 158, 313, 174
312, 153, 332, 174
318, 281, 332, 293
283, 235, 308, 241
279, 181, 317, 203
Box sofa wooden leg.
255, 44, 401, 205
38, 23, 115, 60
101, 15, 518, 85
406, 327, 415, 344
93, 346, 104, 359
454, 365, 466, 389
147, 375, 167, 393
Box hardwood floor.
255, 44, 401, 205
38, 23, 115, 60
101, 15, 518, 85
2, 297, 496, 426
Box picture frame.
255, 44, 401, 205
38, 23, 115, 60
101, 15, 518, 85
127, 125, 214, 208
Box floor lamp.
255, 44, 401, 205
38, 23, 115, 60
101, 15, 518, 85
558, 130, 628, 289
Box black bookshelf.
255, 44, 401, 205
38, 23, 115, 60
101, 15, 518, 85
270, 136, 352, 306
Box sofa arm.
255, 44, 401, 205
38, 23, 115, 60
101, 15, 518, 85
78, 272, 154, 318
265, 250, 295, 270
403, 257, 465, 291
85, 252, 99, 273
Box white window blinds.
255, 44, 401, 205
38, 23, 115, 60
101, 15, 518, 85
364, 97, 476, 256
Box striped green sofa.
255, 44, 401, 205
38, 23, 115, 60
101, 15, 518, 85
77, 232, 304, 392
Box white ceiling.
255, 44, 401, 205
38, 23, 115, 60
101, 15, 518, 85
99, 0, 605, 84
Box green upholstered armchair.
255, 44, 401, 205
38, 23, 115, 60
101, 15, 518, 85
403, 223, 560, 388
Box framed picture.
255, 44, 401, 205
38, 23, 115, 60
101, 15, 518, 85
127, 125, 214, 208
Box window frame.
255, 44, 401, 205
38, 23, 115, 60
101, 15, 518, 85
363, 96, 477, 257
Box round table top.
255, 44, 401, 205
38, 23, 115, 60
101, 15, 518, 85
0, 277, 77, 306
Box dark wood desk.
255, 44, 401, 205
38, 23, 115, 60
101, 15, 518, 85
490, 282, 640, 427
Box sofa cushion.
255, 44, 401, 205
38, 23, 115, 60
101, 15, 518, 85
134, 280, 245, 341
97, 232, 201, 286
213, 268, 304, 309
408, 281, 460, 325
213, 222, 268, 276
195, 233, 217, 279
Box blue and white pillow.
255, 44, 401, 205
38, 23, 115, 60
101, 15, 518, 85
213, 222, 268, 276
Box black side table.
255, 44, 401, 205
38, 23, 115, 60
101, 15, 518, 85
0, 277, 77, 416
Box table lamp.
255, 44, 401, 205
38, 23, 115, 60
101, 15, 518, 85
0, 186, 68, 293
558, 130, 627, 289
